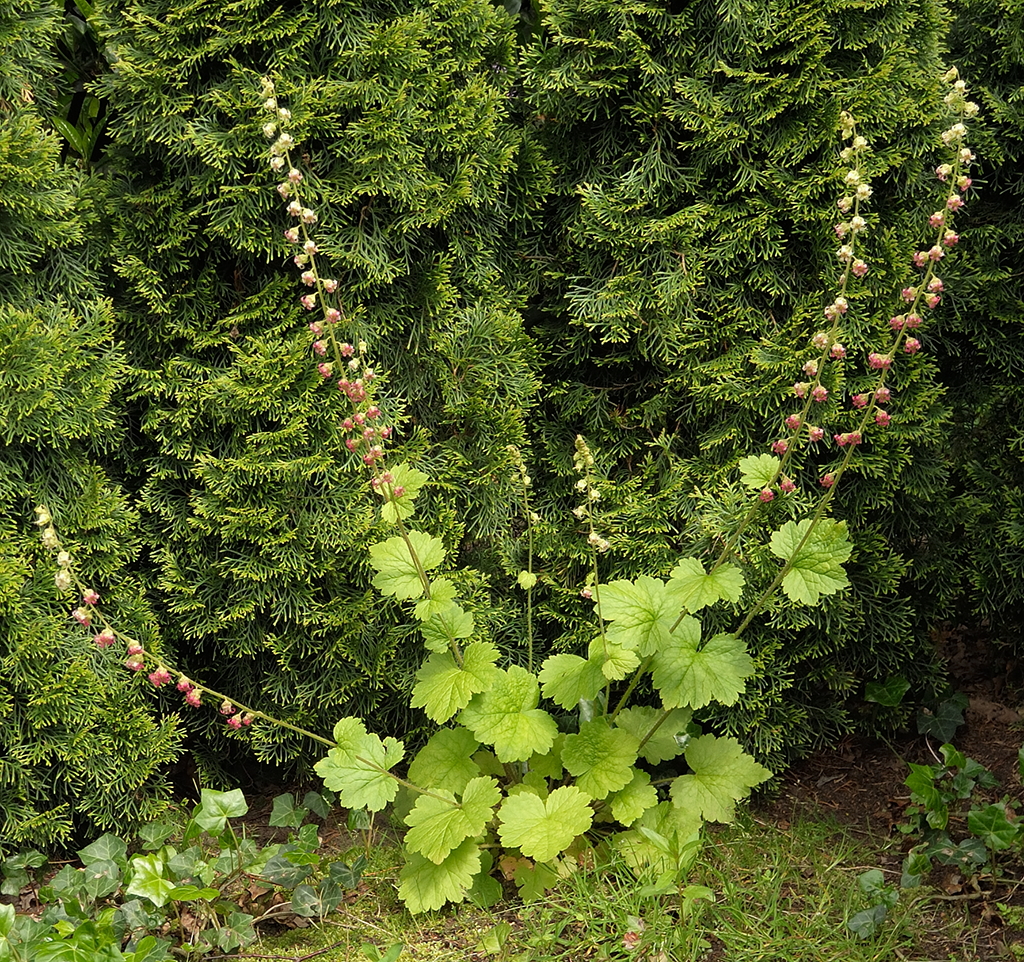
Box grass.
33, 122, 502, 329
251, 809, 976, 962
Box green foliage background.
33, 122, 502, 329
1, 0, 1021, 849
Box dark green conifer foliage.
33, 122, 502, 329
0, 32, 180, 847
92, 0, 542, 771
516, 0, 953, 762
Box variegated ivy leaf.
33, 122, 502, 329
538, 653, 605, 709
608, 769, 659, 826
458, 666, 558, 762
398, 837, 481, 913
411, 642, 500, 723
498, 786, 594, 863
769, 518, 852, 605
738, 453, 780, 489
414, 579, 457, 621
313, 717, 404, 811
407, 728, 480, 794
368, 531, 445, 600
562, 720, 640, 800
374, 463, 429, 523
597, 576, 687, 657
670, 735, 772, 824
614, 706, 692, 764
651, 627, 753, 710
404, 777, 501, 865
669, 558, 745, 612
420, 604, 474, 653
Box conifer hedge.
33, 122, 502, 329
2, 0, 1022, 848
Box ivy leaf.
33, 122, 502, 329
375, 463, 429, 523
126, 853, 175, 908
498, 786, 594, 863
398, 837, 481, 913
194, 788, 248, 834
368, 531, 445, 600
738, 454, 780, 489
864, 675, 911, 707
608, 770, 658, 826
615, 707, 692, 764
670, 735, 772, 824
769, 519, 852, 605
420, 604, 475, 653
597, 576, 686, 656
668, 558, 745, 611
313, 718, 404, 812
404, 777, 501, 864
562, 721, 640, 799
580, 637, 636, 683
411, 642, 500, 723
458, 666, 558, 762
967, 805, 1021, 851
414, 579, 458, 621
407, 728, 480, 794
538, 653, 605, 709
652, 629, 753, 710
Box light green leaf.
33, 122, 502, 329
589, 636, 641, 680
652, 630, 753, 710
769, 519, 853, 605
411, 642, 500, 723
538, 653, 605, 709
78, 834, 128, 869
597, 576, 686, 656
562, 721, 640, 800
414, 579, 458, 621
738, 454, 780, 489
458, 666, 558, 762
398, 838, 481, 913
498, 786, 594, 863
314, 719, 404, 812
513, 860, 559, 902
375, 463, 429, 523
608, 769, 658, 826
420, 604, 475, 653
669, 558, 745, 611
194, 788, 248, 834
368, 531, 445, 600
615, 801, 702, 875
404, 778, 501, 864
670, 735, 772, 824
407, 728, 481, 794
615, 707, 692, 764
126, 853, 175, 907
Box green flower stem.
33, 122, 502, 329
635, 703, 673, 753
609, 655, 652, 721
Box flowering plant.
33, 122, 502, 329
38, 68, 978, 913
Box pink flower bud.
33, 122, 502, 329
785, 414, 802, 431
834, 223, 849, 239
242, 713, 254, 726
288, 167, 302, 184
309, 322, 323, 335
852, 393, 868, 409
759, 488, 775, 503
928, 246, 944, 262
363, 427, 376, 441
323, 278, 338, 293
366, 405, 380, 419
126, 657, 145, 671
812, 332, 829, 350
924, 293, 941, 309
820, 473, 835, 488
890, 315, 905, 331
904, 337, 922, 353
811, 385, 828, 402
771, 440, 788, 454
851, 259, 868, 278
912, 251, 927, 268
301, 270, 316, 286
293, 255, 307, 268
793, 382, 809, 398
220, 700, 235, 715
868, 353, 891, 370
354, 412, 366, 426
780, 477, 796, 494
284, 227, 299, 243
935, 164, 951, 181
580, 588, 593, 600
73, 607, 91, 626
313, 340, 327, 356
277, 182, 291, 198
286, 200, 302, 217
83, 589, 100, 605
301, 208, 317, 224
176, 676, 192, 692
901, 287, 916, 303
380, 426, 392, 439
185, 688, 202, 708
929, 211, 946, 228
94, 630, 116, 648
325, 308, 341, 324
875, 387, 891, 403
148, 668, 171, 687
303, 240, 318, 255
300, 294, 316, 310
226, 715, 242, 729
345, 438, 358, 452
802, 360, 818, 376
317, 362, 332, 377
927, 277, 943, 293
392, 485, 405, 498
340, 343, 355, 357
942, 230, 959, 247
127, 644, 144, 656
808, 426, 825, 442
875, 410, 892, 427
946, 194, 963, 211
830, 343, 847, 360
905, 313, 923, 329
957, 176, 972, 191
342, 417, 354, 431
